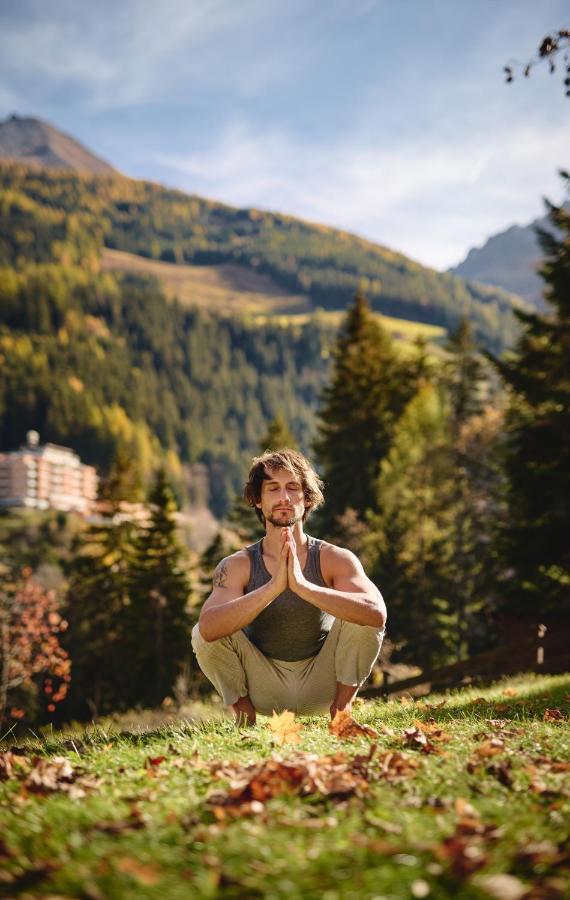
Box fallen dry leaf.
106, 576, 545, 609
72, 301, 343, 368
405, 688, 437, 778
455, 797, 479, 818
515, 840, 569, 869
206, 745, 388, 817
403, 725, 447, 755
0, 751, 31, 781
350, 833, 401, 855
485, 760, 514, 789
115, 856, 161, 886
472, 738, 505, 758
543, 708, 565, 722
434, 834, 488, 878
146, 755, 167, 768
267, 710, 303, 746
527, 779, 567, 799
376, 750, 420, 780
21, 756, 100, 798
329, 710, 379, 741
412, 719, 452, 742
423, 699, 447, 710
502, 688, 518, 697
493, 703, 512, 713
432, 800, 502, 880
529, 756, 570, 774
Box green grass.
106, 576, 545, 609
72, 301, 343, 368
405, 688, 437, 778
1, 673, 568, 899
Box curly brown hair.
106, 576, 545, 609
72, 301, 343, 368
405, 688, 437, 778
244, 449, 325, 525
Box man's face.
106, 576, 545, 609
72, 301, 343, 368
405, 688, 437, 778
257, 467, 308, 528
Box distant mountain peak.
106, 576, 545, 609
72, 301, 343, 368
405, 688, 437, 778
449, 215, 547, 310
0, 114, 117, 175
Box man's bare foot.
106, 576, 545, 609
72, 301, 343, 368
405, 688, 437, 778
330, 682, 359, 720
231, 695, 256, 726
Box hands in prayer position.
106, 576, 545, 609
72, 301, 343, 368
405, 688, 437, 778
274, 527, 307, 594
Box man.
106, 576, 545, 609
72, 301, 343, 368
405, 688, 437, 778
191, 449, 386, 725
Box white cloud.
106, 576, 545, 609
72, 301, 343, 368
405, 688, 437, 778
157, 121, 568, 269
0, 0, 313, 109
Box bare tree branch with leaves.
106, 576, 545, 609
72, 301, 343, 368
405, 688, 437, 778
504, 29, 570, 96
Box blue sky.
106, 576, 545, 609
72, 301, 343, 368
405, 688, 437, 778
0, 0, 568, 269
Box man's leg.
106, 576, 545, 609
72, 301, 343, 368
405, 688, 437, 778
296, 619, 385, 717
231, 696, 257, 726
191, 624, 300, 723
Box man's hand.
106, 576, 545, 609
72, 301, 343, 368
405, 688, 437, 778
286, 529, 308, 594
272, 528, 289, 594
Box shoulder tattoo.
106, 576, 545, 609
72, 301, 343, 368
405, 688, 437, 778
213, 559, 228, 588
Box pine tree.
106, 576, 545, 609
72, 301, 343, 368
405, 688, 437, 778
259, 413, 298, 452
443, 319, 487, 428
367, 331, 505, 669
366, 384, 454, 667
314, 292, 415, 536
127, 469, 193, 707
440, 319, 503, 659
493, 181, 570, 616
98, 444, 144, 505
63, 518, 137, 719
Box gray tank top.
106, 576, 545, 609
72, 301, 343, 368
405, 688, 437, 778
243, 534, 335, 661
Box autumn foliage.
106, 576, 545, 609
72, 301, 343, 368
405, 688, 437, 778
0, 568, 71, 726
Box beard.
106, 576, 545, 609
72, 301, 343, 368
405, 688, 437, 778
266, 508, 303, 528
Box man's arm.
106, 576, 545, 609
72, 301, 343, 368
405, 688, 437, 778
198, 545, 287, 642
288, 537, 386, 628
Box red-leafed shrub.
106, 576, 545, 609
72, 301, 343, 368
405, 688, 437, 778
0, 568, 71, 726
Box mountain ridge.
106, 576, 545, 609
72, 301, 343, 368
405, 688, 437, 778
0, 115, 527, 352
450, 216, 547, 309
0, 114, 117, 176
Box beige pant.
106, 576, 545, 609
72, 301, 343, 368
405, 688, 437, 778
191, 619, 384, 716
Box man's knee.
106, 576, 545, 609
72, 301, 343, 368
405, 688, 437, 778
191, 622, 206, 650
191, 623, 246, 654
339, 620, 385, 643
191, 621, 222, 656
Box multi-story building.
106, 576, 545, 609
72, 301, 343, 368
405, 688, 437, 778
0, 431, 98, 514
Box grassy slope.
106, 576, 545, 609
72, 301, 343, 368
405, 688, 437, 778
100, 247, 446, 346
1, 673, 568, 898
100, 248, 311, 316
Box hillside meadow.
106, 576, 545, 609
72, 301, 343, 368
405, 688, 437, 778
99, 248, 447, 347
0, 672, 568, 899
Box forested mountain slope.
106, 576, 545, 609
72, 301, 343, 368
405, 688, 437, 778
1, 162, 524, 351
0, 156, 525, 514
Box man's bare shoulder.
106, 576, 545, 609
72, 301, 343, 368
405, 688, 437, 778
318, 540, 363, 577
212, 549, 250, 588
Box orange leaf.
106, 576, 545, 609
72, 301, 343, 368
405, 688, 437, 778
329, 710, 379, 741
115, 856, 161, 885
267, 710, 303, 746
412, 720, 452, 742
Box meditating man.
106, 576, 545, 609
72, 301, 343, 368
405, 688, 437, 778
191, 449, 386, 725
